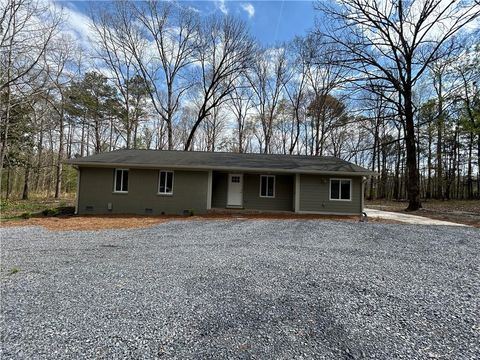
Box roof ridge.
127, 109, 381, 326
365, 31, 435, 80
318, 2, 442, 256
108, 148, 338, 160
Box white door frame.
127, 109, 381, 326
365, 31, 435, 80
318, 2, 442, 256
227, 173, 243, 207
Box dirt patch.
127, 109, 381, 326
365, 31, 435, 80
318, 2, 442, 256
0, 213, 399, 231
366, 199, 480, 228
408, 209, 480, 228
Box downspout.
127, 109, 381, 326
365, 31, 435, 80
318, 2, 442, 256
361, 176, 367, 213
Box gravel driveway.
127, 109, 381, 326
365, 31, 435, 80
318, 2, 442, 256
1, 220, 479, 359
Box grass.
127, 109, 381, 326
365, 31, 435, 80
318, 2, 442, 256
8, 267, 20, 275
0, 266, 20, 277
0, 194, 75, 220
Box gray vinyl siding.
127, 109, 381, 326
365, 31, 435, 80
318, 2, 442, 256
77, 168, 363, 215
299, 175, 362, 214
243, 174, 294, 211
77, 167, 208, 215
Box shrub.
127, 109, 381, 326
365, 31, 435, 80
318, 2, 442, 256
20, 212, 31, 219
42, 208, 60, 217
183, 209, 194, 217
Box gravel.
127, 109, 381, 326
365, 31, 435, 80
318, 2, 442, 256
1, 220, 479, 359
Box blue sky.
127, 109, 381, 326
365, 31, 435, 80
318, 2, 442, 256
58, 0, 317, 46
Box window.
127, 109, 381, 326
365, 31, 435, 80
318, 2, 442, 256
158, 171, 174, 195
231, 176, 241, 183
260, 175, 275, 198
114, 169, 129, 193
330, 179, 351, 201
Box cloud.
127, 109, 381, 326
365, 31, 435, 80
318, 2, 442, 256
43, 0, 97, 53
188, 6, 201, 14
241, 3, 255, 18
216, 0, 228, 15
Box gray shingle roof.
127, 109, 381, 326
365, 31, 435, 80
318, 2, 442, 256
66, 149, 375, 175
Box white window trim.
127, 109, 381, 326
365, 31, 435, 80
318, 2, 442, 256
329, 178, 352, 201
113, 168, 129, 193
158, 170, 174, 195
259, 175, 276, 198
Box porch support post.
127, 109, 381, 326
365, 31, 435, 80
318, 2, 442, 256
361, 176, 366, 213
75, 167, 81, 215
294, 173, 300, 212
207, 170, 212, 210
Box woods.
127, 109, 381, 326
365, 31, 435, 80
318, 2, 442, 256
1, 0, 479, 208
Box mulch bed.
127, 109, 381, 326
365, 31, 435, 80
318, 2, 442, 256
0, 213, 398, 231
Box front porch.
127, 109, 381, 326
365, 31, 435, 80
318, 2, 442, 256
210, 171, 296, 212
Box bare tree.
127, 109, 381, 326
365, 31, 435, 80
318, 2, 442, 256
228, 78, 254, 153
201, 102, 226, 152
0, 0, 61, 184
247, 46, 289, 154
44, 35, 77, 198
302, 34, 346, 156
184, 15, 254, 151
455, 45, 480, 199
315, 0, 480, 210
283, 37, 309, 154
127, 0, 198, 150
91, 2, 139, 149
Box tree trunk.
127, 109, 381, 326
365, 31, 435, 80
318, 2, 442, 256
436, 80, 443, 199
80, 119, 85, 156
5, 167, 11, 201
477, 134, 480, 198
393, 126, 401, 200
426, 124, 432, 199
0, 36, 13, 188
167, 119, 173, 150
238, 120, 244, 153
466, 132, 473, 199
377, 136, 382, 198
55, 107, 65, 199
67, 122, 73, 158
380, 145, 387, 199
133, 120, 138, 149
369, 123, 378, 200
0, 84, 11, 188
22, 163, 30, 200
404, 93, 421, 211
288, 107, 301, 155
34, 115, 44, 192
86, 123, 90, 156
95, 117, 102, 154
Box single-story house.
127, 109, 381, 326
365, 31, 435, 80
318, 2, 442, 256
66, 150, 375, 216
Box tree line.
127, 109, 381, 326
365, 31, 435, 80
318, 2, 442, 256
1, 0, 479, 209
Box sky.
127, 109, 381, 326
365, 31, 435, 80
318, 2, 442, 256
55, 0, 318, 46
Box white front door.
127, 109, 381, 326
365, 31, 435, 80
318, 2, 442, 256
227, 174, 243, 207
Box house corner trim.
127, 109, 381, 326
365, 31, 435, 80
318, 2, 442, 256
207, 170, 213, 210
294, 173, 300, 212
